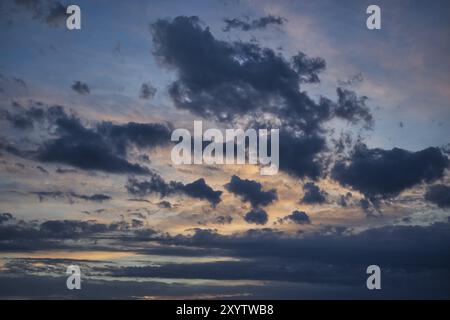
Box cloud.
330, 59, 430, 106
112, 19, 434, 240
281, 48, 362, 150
2, 103, 171, 174
215, 215, 233, 225
223, 15, 286, 32
126, 173, 222, 207
13, 0, 66, 27
332, 144, 449, 198
71, 81, 90, 95
139, 82, 157, 100
151, 16, 370, 131
0, 213, 14, 224
225, 175, 277, 208
244, 208, 268, 225
150, 16, 374, 180
333, 88, 373, 129
339, 192, 352, 207
301, 182, 327, 204
278, 210, 311, 225
278, 131, 327, 180
31, 191, 111, 203
425, 184, 450, 208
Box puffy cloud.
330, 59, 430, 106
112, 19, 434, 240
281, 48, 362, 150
225, 175, 277, 208
1, 104, 171, 174
126, 173, 222, 207
301, 182, 327, 204
150, 16, 374, 180
425, 184, 450, 208
278, 210, 311, 225
332, 144, 449, 198
244, 208, 268, 225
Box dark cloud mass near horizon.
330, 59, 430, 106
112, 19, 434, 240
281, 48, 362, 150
0, 1, 449, 300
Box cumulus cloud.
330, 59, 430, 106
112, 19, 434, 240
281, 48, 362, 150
332, 144, 449, 198
301, 182, 327, 204
244, 208, 268, 225
126, 173, 222, 207
278, 210, 311, 225
150, 16, 373, 180
225, 175, 277, 208
1, 103, 171, 174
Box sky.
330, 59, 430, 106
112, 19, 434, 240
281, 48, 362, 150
0, 0, 449, 299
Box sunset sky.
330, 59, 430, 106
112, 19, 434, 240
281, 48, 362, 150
0, 0, 449, 299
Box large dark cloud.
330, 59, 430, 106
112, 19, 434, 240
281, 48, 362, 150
332, 144, 449, 198
223, 15, 286, 32
150, 16, 372, 179
150, 16, 371, 129
1, 103, 171, 174
278, 131, 327, 180
225, 175, 277, 208
165, 222, 450, 269
425, 184, 450, 208
301, 182, 327, 204
126, 173, 222, 207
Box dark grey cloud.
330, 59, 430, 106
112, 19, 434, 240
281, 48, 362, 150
13, 0, 66, 27
165, 222, 450, 269
339, 192, 352, 207
0, 213, 14, 224
35, 166, 49, 175
0, 103, 45, 129
71, 81, 90, 95
150, 16, 374, 180
333, 88, 373, 129
425, 184, 450, 208
223, 15, 286, 32
332, 144, 449, 198
278, 131, 327, 180
278, 210, 311, 225
32, 191, 111, 203
301, 182, 327, 204
225, 175, 277, 208
1, 103, 171, 174
126, 173, 222, 207
215, 215, 233, 225
244, 208, 268, 225
151, 16, 370, 131
0, 214, 142, 247
139, 82, 157, 100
